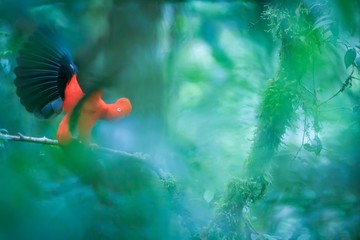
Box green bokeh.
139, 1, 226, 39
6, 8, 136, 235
0, 1, 359, 239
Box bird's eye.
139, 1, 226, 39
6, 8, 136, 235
117, 107, 122, 112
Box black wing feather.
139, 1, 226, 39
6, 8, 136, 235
14, 27, 78, 119
14, 68, 59, 78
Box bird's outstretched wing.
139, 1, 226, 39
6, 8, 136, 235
14, 27, 78, 119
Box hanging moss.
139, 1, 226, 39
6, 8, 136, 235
246, 76, 299, 177
204, 2, 334, 239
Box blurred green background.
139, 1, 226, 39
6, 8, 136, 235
0, 0, 359, 239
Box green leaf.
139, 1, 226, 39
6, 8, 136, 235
344, 48, 356, 69
303, 143, 314, 152
313, 18, 334, 31
303, 136, 322, 155
313, 135, 322, 155
203, 190, 214, 203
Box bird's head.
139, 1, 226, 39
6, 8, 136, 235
107, 97, 132, 119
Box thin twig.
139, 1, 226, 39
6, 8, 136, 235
293, 112, 307, 160
243, 214, 260, 235
312, 54, 317, 103
318, 68, 355, 107
300, 83, 315, 96
0, 132, 58, 145
0, 132, 139, 158
317, 106, 353, 112
317, 89, 342, 107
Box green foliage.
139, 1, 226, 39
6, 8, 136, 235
161, 175, 179, 197
1, 0, 360, 239
222, 177, 267, 210
262, 2, 334, 45
205, 177, 268, 239
344, 48, 357, 69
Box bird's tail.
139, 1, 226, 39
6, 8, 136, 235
14, 26, 77, 119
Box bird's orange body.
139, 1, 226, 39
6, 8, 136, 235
14, 28, 132, 144
57, 74, 132, 144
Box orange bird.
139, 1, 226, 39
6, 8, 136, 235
14, 28, 132, 144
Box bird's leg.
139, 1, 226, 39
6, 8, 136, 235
77, 111, 97, 145
75, 92, 104, 144
57, 113, 73, 144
